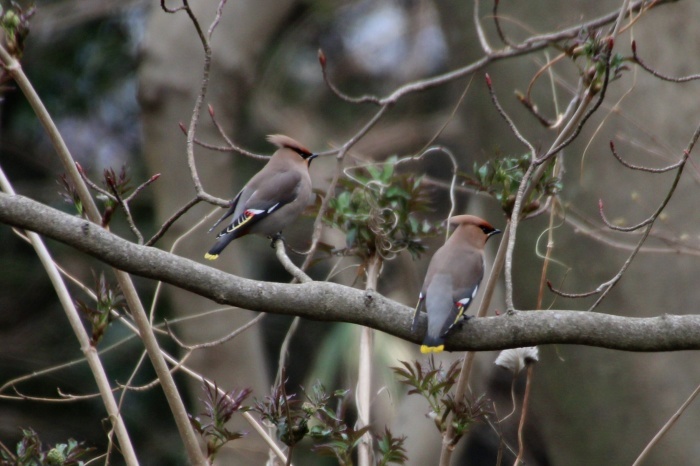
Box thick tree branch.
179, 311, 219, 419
1, 192, 700, 352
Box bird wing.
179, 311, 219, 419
205, 169, 302, 259
439, 282, 479, 338
410, 292, 426, 333
221, 169, 303, 235
208, 190, 244, 233
438, 252, 484, 338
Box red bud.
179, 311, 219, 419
485, 73, 492, 88
631, 40, 637, 54
208, 104, 215, 118
318, 49, 326, 67
178, 122, 187, 134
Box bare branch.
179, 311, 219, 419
632, 40, 700, 83
4, 192, 700, 352
146, 196, 201, 246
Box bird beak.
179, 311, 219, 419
488, 229, 502, 238
307, 153, 318, 166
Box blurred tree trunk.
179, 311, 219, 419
139, 1, 298, 463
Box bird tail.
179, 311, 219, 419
420, 334, 445, 353
204, 233, 238, 260
420, 344, 445, 354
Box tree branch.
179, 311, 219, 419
1, 192, 700, 352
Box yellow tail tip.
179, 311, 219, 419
420, 344, 444, 354
204, 253, 219, 261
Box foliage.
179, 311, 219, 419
0, 2, 33, 58
392, 358, 492, 447
323, 157, 441, 261
251, 379, 407, 465
0, 428, 94, 466
188, 382, 251, 462
75, 272, 125, 346
568, 29, 626, 90
466, 153, 561, 218
375, 428, 408, 466
57, 174, 84, 218
99, 166, 132, 226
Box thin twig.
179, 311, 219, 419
512, 364, 534, 466
166, 313, 266, 350
588, 125, 698, 310
609, 140, 685, 173
632, 40, 700, 83
631, 381, 700, 466
206, 105, 270, 160
474, 0, 492, 54
274, 239, 312, 283
145, 196, 201, 246
485, 74, 537, 156
318, 49, 382, 105
492, 0, 514, 48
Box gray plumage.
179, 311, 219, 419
205, 135, 316, 260
412, 215, 501, 353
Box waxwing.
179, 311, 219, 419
412, 215, 501, 353
205, 135, 316, 260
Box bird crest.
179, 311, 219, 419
267, 134, 313, 157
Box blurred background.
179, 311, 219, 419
2, 0, 700, 464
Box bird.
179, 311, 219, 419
204, 134, 316, 260
411, 215, 501, 353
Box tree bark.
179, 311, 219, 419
2, 192, 700, 353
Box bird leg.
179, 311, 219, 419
268, 232, 285, 248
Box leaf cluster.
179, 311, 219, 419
569, 29, 626, 90
251, 380, 407, 465
324, 158, 441, 261
392, 359, 492, 447
0, 2, 34, 58
75, 272, 125, 346
188, 382, 252, 462
0, 428, 94, 466
467, 153, 561, 218
99, 166, 132, 227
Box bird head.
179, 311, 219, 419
448, 215, 501, 247
267, 134, 317, 165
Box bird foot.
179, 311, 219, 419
269, 232, 285, 248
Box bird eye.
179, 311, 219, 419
480, 226, 493, 234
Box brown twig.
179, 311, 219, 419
632, 40, 700, 83
486, 73, 537, 156
609, 140, 685, 173
492, 0, 514, 48
206, 105, 270, 161
588, 124, 700, 310
512, 364, 534, 466
547, 279, 600, 299
145, 196, 201, 246
165, 313, 266, 350
318, 49, 382, 105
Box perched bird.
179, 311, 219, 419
205, 135, 316, 260
412, 215, 501, 353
